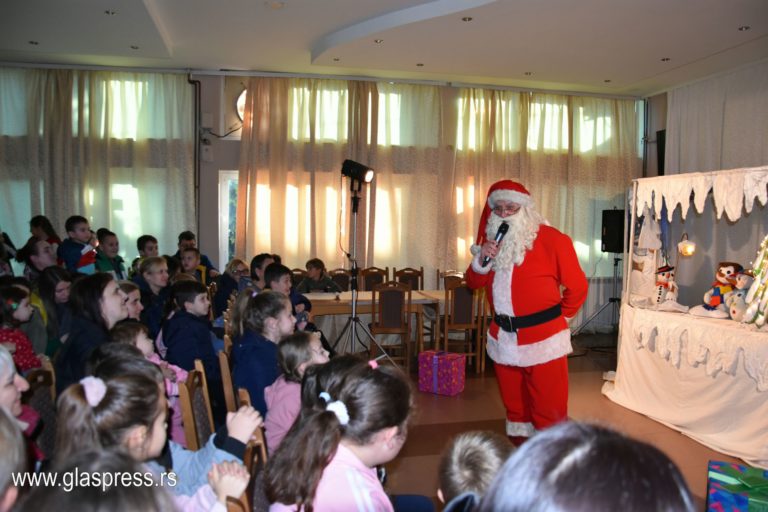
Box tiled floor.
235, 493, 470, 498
385, 334, 740, 510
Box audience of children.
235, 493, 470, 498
438, 431, 513, 511
0, 286, 41, 373
212, 258, 248, 318
28, 215, 61, 253
57, 215, 97, 275
478, 421, 696, 512
0, 277, 48, 361
295, 258, 343, 293
15, 237, 57, 285
264, 331, 329, 453
54, 273, 127, 393
137, 256, 171, 339
94, 228, 127, 280
232, 290, 292, 416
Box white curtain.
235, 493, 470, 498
0, 67, 195, 266
666, 59, 768, 174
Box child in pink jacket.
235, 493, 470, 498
264, 331, 328, 453
110, 321, 189, 446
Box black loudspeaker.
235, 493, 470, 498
657, 129, 666, 176
601, 210, 625, 253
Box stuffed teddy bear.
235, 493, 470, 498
725, 271, 755, 322
689, 261, 743, 318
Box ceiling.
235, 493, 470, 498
1, 0, 767, 97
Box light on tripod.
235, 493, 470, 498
678, 233, 696, 257
341, 159, 374, 190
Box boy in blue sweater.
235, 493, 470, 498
57, 215, 97, 274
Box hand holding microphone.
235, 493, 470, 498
482, 222, 509, 267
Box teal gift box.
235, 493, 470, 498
707, 461, 768, 512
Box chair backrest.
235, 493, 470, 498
394, 266, 424, 291
361, 266, 388, 291
178, 362, 215, 450
444, 278, 478, 331
290, 268, 307, 289
219, 351, 237, 413
371, 281, 411, 334
231, 386, 271, 512
236, 387, 269, 464
328, 268, 351, 291
223, 333, 233, 357
436, 269, 465, 289
23, 362, 57, 459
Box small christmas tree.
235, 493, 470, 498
743, 234, 768, 327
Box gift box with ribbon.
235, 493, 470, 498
417, 351, 466, 396
706, 461, 768, 512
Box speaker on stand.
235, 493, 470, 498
571, 209, 624, 337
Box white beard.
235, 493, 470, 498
486, 206, 545, 269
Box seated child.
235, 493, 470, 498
438, 431, 513, 511
175, 231, 219, 278
0, 285, 42, 373
264, 331, 329, 453
110, 321, 188, 447
265, 355, 413, 511
57, 215, 97, 275
162, 280, 225, 424
180, 247, 210, 286
478, 421, 695, 512
231, 291, 294, 416
295, 258, 342, 293
94, 228, 127, 280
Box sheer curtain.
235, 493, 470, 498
237, 77, 642, 303
666, 59, 768, 174
0, 67, 194, 263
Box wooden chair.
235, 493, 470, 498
370, 281, 412, 371
360, 266, 389, 291
435, 269, 464, 289
329, 268, 351, 291
179, 360, 215, 450
394, 266, 424, 291
441, 278, 482, 372
236, 388, 269, 462
23, 357, 57, 459
227, 387, 270, 512
219, 350, 237, 413
207, 281, 218, 321
290, 268, 307, 289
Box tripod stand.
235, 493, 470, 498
332, 188, 395, 365
571, 254, 622, 336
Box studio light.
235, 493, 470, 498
341, 159, 374, 185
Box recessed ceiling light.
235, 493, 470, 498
461, 16, 473, 22
524, 71, 532, 76
604, 79, 612, 83
265, 1, 285, 9
374, 39, 384, 44
416, 63, 424, 67
104, 10, 116, 16
738, 25, 750, 31
130, 45, 139, 50
661, 57, 671, 62
28, 40, 39, 46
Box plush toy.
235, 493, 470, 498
653, 265, 689, 313
689, 261, 743, 318
725, 271, 754, 322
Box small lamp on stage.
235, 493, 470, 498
677, 233, 696, 257
341, 159, 374, 191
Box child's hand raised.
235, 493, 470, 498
208, 460, 250, 504
226, 405, 263, 444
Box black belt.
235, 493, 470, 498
494, 304, 562, 333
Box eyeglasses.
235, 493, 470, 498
234, 268, 249, 275
492, 204, 521, 216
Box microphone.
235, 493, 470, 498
482, 222, 509, 267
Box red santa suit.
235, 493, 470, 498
465, 180, 588, 439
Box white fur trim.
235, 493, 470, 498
506, 420, 536, 437
488, 189, 532, 208
493, 267, 515, 316
471, 253, 492, 274
486, 328, 573, 367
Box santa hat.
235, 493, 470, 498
470, 180, 532, 255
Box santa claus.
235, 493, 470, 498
465, 180, 588, 445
